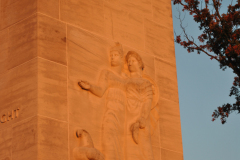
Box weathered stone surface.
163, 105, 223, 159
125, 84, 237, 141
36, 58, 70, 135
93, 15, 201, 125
11, 116, 68, 160
0, 56, 68, 127
60, 0, 105, 35
0, 1, 183, 160
38, 0, 59, 19
38, 116, 68, 160
159, 98, 183, 153
0, 1, 2, 30
104, 3, 145, 50
155, 57, 179, 102
151, 121, 160, 147
8, 14, 37, 70
152, 146, 161, 160
1, 0, 37, 29
0, 127, 12, 160
152, 0, 173, 28
161, 149, 183, 160
8, 13, 66, 70
68, 88, 105, 133
105, 0, 152, 18
0, 28, 8, 74
145, 19, 175, 64
38, 58, 67, 122
0, 58, 38, 130
67, 25, 109, 90
38, 14, 67, 65
12, 116, 38, 160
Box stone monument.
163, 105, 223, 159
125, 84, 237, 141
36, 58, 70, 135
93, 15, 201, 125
0, 0, 183, 160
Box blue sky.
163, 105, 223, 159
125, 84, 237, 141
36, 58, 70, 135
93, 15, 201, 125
172, 1, 240, 160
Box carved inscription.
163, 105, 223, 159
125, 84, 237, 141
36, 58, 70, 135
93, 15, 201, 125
1, 108, 20, 123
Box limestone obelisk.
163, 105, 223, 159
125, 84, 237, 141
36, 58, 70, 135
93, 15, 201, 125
0, 0, 183, 160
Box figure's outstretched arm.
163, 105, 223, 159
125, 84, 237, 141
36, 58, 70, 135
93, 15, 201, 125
90, 83, 108, 97
78, 70, 108, 97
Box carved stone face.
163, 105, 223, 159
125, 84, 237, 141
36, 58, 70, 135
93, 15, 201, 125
127, 56, 141, 73
110, 51, 122, 66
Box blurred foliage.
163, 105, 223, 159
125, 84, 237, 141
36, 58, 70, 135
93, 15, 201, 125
173, 0, 240, 124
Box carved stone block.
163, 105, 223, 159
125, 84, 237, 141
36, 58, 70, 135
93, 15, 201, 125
0, 128, 12, 160
0, 0, 183, 160
0, 29, 8, 74
0, 0, 37, 29
38, 0, 59, 19
8, 14, 38, 70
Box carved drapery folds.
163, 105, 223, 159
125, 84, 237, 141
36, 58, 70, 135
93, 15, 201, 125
75, 43, 159, 160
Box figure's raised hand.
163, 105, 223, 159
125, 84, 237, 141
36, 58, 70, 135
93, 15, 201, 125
78, 80, 91, 90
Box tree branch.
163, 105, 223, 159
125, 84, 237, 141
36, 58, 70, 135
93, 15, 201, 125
213, 0, 223, 22
178, 11, 219, 61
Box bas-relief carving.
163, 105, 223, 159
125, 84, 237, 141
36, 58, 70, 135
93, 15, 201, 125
79, 43, 126, 160
73, 129, 104, 160
77, 43, 159, 160
125, 51, 156, 160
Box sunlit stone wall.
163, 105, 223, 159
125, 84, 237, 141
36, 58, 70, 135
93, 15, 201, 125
0, 0, 183, 160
